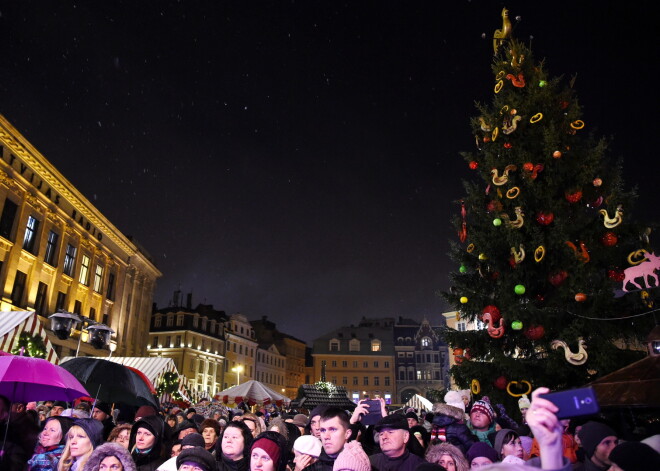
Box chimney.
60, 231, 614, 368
186, 293, 192, 309
172, 289, 181, 307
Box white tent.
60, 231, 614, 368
216, 380, 290, 406
0, 311, 59, 364
405, 394, 433, 412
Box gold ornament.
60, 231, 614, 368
599, 205, 623, 228
627, 249, 648, 266
478, 117, 492, 132
530, 113, 543, 123
467, 243, 475, 253
500, 206, 524, 229
496, 70, 506, 81
471, 379, 481, 395
495, 80, 504, 93
500, 105, 509, 114
506, 380, 532, 397
551, 339, 588, 365
534, 245, 546, 262
570, 120, 585, 129
493, 8, 512, 54
510, 244, 525, 263
492, 127, 499, 141
506, 187, 520, 199
491, 164, 516, 185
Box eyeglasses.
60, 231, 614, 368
100, 465, 122, 471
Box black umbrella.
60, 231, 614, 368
60, 357, 159, 408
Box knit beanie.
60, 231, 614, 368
405, 411, 419, 421
73, 418, 104, 447
444, 390, 466, 413
181, 433, 206, 448
518, 394, 531, 411
252, 437, 281, 465
578, 421, 617, 458
470, 397, 495, 423
93, 401, 112, 415
176, 448, 216, 471
466, 441, 499, 464
609, 441, 660, 470
309, 405, 329, 421
293, 435, 322, 458
333, 441, 370, 471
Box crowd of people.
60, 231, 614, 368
1, 387, 658, 471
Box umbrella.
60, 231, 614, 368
60, 357, 158, 407
0, 354, 90, 402
126, 366, 157, 394
216, 380, 290, 406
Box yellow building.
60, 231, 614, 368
223, 313, 258, 388
442, 310, 482, 388
0, 115, 160, 359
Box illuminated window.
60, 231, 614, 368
63, 244, 77, 276
22, 216, 39, 253
93, 264, 104, 292
78, 254, 90, 285
44, 230, 59, 266
421, 337, 431, 347
371, 339, 381, 352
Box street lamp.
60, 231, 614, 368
231, 365, 244, 385
48, 310, 114, 356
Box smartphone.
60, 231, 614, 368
360, 399, 383, 425
540, 387, 600, 419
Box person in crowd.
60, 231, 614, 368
0, 394, 41, 471
185, 409, 196, 420
465, 441, 498, 469
107, 424, 132, 449
368, 414, 425, 471
165, 415, 178, 430
135, 406, 159, 422
28, 416, 74, 471
517, 395, 531, 425
216, 420, 253, 471
249, 431, 288, 471
291, 414, 309, 436
57, 419, 104, 471
406, 411, 420, 429
466, 398, 496, 444
493, 429, 524, 461
332, 441, 371, 471
430, 403, 477, 454
91, 402, 115, 441
169, 440, 183, 458
176, 448, 216, 471
303, 407, 353, 471
82, 442, 136, 471
242, 413, 266, 438
174, 421, 199, 441
307, 406, 329, 439
267, 417, 289, 441
200, 419, 221, 455
608, 440, 660, 471
574, 421, 618, 471
409, 424, 431, 450
50, 402, 68, 418
425, 443, 468, 471
129, 415, 167, 471
157, 433, 206, 471
292, 435, 322, 471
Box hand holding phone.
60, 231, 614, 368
539, 386, 600, 419
360, 399, 383, 425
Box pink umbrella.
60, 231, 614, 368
0, 354, 90, 402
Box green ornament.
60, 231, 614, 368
539, 80, 547, 87
514, 284, 526, 295
493, 218, 502, 226
511, 320, 523, 330
459, 265, 467, 274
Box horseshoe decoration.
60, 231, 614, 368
496, 70, 506, 81
506, 187, 520, 199
467, 243, 475, 253
570, 120, 585, 130
534, 245, 546, 262
495, 80, 504, 93
627, 249, 648, 266
506, 380, 532, 397
530, 113, 543, 123
471, 379, 481, 395
492, 127, 499, 141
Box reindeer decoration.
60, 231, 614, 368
622, 252, 660, 292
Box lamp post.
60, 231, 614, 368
48, 310, 114, 357
231, 365, 243, 385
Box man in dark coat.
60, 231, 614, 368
92, 401, 115, 440
368, 414, 425, 471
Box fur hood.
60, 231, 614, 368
83, 442, 136, 471
431, 403, 464, 422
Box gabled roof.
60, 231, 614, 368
292, 384, 356, 410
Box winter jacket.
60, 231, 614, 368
302, 448, 335, 471
431, 404, 478, 454
27, 444, 64, 471
369, 450, 426, 471
83, 443, 137, 471
129, 415, 167, 471
216, 454, 249, 471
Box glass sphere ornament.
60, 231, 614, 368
469, 161, 478, 169
574, 292, 587, 302
460, 296, 469, 304
511, 320, 523, 330
459, 265, 467, 273
539, 80, 547, 87
553, 150, 562, 158
514, 284, 526, 295
601, 231, 618, 247
493, 218, 502, 226
523, 162, 534, 172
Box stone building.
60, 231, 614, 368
223, 313, 258, 388
0, 114, 160, 359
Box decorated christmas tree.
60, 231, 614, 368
442, 9, 657, 411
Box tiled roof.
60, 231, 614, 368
292, 384, 356, 410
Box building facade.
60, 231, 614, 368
223, 313, 258, 389
394, 317, 450, 403
255, 343, 286, 393
148, 302, 227, 395
442, 310, 483, 389
0, 115, 160, 359
312, 317, 396, 404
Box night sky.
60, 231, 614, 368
1, 1, 657, 344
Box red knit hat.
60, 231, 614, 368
251, 437, 281, 465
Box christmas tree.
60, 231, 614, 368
442, 8, 657, 411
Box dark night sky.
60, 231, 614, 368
1, 1, 657, 345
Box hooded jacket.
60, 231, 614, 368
83, 442, 137, 471
27, 417, 75, 471
431, 403, 478, 454
129, 415, 167, 471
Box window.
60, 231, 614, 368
63, 244, 77, 276
363, 377, 369, 386
193, 317, 198, 328
331, 360, 337, 367
399, 371, 405, 381
353, 361, 358, 368
89, 307, 96, 321
384, 361, 390, 368
56, 291, 66, 311
44, 230, 59, 266
22, 216, 40, 253
363, 361, 368, 368
371, 339, 381, 352
152, 337, 158, 348
106, 272, 116, 300
0, 199, 18, 240
374, 376, 380, 386
177, 315, 184, 326
73, 300, 82, 315
154, 316, 162, 327
329, 339, 340, 351
353, 377, 358, 385
78, 254, 90, 285
93, 264, 104, 292
457, 322, 467, 332
374, 361, 379, 368
421, 337, 431, 347
11, 271, 27, 306
331, 376, 337, 384
342, 361, 348, 368
349, 338, 360, 351
34, 282, 48, 315
397, 352, 404, 358
385, 377, 390, 386
342, 376, 348, 385
416, 370, 422, 380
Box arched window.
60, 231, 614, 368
329, 339, 340, 351
371, 339, 381, 352
421, 337, 431, 347
349, 339, 360, 351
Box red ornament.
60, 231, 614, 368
494, 375, 508, 390
565, 190, 583, 203
536, 212, 555, 225
548, 270, 568, 287
560, 101, 569, 109
574, 292, 587, 302
607, 269, 625, 282
601, 232, 618, 247
483, 136, 491, 143
464, 348, 472, 360
503, 142, 512, 149
469, 161, 479, 170
486, 200, 503, 213
553, 150, 562, 158
481, 305, 501, 324
522, 162, 534, 172
453, 348, 465, 364
523, 325, 545, 340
